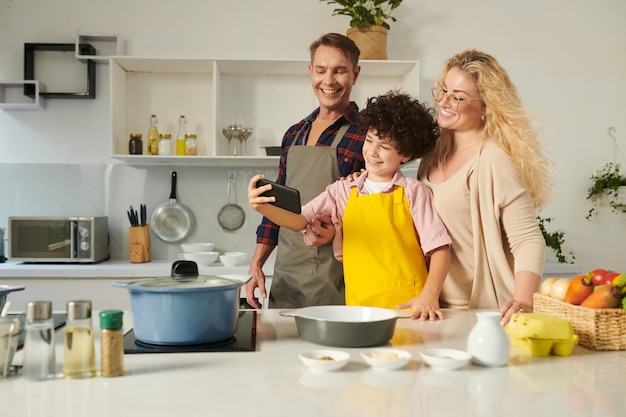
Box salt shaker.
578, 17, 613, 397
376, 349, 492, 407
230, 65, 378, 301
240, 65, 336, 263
22, 301, 56, 380
63, 300, 96, 379
99, 310, 124, 377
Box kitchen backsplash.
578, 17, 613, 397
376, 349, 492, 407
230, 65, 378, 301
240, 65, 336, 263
0, 163, 275, 261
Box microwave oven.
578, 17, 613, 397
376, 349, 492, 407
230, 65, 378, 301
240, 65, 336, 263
8, 216, 109, 263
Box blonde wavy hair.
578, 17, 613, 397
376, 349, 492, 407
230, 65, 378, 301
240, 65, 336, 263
418, 49, 553, 209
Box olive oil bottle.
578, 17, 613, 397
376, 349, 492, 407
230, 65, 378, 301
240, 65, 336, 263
63, 300, 96, 379
147, 114, 160, 155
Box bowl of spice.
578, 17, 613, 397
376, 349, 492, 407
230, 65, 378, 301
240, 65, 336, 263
299, 349, 350, 372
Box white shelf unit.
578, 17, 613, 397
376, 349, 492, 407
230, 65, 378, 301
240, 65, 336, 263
0, 80, 46, 110
110, 57, 419, 167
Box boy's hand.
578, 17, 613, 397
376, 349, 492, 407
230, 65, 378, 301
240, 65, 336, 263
398, 295, 443, 321
248, 174, 275, 210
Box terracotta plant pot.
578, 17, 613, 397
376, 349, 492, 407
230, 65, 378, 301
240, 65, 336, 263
347, 26, 388, 60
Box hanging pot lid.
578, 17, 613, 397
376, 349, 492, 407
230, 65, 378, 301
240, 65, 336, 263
112, 260, 244, 293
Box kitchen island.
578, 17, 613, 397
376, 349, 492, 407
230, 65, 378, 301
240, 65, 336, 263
1, 309, 623, 417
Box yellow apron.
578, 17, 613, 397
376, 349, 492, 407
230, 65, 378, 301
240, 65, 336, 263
342, 186, 428, 308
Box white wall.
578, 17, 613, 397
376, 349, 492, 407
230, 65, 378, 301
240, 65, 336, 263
1, 0, 625, 271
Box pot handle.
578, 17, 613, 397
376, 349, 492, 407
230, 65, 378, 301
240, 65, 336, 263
278, 309, 296, 318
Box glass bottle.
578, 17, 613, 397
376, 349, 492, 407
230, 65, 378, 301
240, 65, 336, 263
63, 300, 96, 379
129, 133, 143, 155
22, 300, 56, 380
99, 310, 124, 377
184, 133, 198, 155
175, 115, 188, 156
158, 133, 172, 156
147, 114, 160, 155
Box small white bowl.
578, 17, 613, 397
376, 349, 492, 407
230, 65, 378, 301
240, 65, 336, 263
299, 349, 350, 372
181, 243, 215, 253
224, 251, 246, 258
219, 254, 241, 267
361, 348, 411, 371
419, 348, 472, 371
182, 251, 219, 266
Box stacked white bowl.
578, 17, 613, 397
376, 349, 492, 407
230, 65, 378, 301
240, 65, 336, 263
220, 251, 247, 267
180, 243, 219, 266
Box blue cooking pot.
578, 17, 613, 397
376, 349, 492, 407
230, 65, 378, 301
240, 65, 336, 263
112, 260, 245, 345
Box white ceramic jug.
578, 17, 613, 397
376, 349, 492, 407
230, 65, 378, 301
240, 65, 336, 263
466, 311, 510, 367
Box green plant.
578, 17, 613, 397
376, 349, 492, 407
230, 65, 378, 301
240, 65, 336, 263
537, 216, 575, 264
585, 162, 626, 220
319, 0, 403, 30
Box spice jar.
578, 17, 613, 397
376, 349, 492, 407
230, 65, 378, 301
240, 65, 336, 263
158, 133, 172, 156
63, 300, 96, 379
22, 301, 56, 380
129, 133, 143, 155
184, 133, 198, 155
99, 310, 124, 377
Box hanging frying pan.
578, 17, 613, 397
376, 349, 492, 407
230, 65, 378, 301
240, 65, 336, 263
151, 171, 194, 243
217, 172, 245, 232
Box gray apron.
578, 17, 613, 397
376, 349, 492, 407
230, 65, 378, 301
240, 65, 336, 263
269, 124, 350, 308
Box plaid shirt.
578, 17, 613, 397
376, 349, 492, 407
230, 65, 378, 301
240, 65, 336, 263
256, 102, 365, 245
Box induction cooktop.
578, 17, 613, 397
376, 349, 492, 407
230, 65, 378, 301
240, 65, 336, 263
123, 310, 257, 354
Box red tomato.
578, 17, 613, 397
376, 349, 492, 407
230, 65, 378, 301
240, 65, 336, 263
588, 269, 618, 286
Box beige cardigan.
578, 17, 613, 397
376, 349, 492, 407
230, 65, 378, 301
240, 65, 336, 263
468, 141, 545, 308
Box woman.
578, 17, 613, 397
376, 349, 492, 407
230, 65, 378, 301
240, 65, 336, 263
418, 49, 552, 324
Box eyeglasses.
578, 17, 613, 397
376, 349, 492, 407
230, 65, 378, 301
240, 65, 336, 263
431, 85, 481, 111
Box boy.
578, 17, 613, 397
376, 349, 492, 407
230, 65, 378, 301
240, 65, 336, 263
248, 91, 451, 320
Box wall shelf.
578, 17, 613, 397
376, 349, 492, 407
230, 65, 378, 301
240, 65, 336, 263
110, 57, 419, 166
112, 154, 280, 167
75, 33, 125, 63
24, 43, 96, 99
0, 80, 45, 110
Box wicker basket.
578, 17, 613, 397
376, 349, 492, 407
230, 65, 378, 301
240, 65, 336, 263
346, 26, 388, 60
533, 293, 626, 350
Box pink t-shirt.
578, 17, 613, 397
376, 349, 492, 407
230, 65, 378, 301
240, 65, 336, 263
301, 170, 451, 261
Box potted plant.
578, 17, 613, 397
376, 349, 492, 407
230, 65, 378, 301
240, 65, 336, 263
537, 216, 575, 264
319, 0, 404, 60
585, 162, 626, 220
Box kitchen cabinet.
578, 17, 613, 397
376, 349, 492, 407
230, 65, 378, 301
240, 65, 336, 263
110, 57, 419, 167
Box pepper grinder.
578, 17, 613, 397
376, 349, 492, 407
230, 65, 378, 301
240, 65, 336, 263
22, 301, 56, 380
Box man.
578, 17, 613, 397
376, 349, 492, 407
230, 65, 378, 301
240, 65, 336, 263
246, 33, 365, 308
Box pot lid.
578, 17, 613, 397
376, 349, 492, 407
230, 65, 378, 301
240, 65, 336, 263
0, 285, 25, 296
113, 260, 245, 293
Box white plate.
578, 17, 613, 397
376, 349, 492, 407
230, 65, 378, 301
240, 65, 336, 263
419, 348, 471, 371
361, 348, 411, 371
299, 349, 350, 372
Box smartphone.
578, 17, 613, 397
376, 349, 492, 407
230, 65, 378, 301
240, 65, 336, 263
255, 179, 302, 214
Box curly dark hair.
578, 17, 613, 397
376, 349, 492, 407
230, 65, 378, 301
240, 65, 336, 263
357, 90, 439, 161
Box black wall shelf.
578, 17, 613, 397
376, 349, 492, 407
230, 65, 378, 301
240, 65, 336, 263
24, 43, 96, 99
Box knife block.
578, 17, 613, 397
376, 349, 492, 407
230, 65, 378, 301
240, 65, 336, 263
129, 225, 151, 263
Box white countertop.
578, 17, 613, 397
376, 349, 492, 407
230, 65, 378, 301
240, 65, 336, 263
1, 309, 623, 417
0, 259, 576, 279
0, 259, 275, 279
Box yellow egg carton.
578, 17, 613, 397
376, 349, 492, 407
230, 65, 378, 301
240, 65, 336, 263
505, 312, 579, 356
